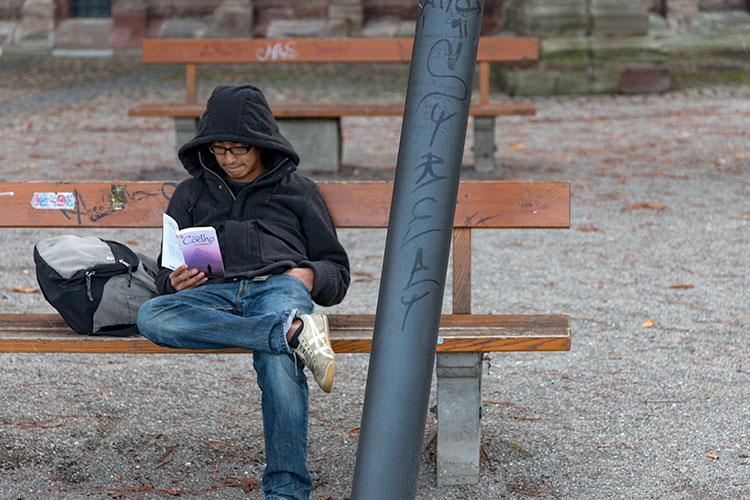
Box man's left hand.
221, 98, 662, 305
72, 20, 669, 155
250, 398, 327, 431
283, 267, 314, 292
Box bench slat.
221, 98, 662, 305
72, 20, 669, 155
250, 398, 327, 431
0, 314, 570, 354
127, 102, 537, 119
142, 37, 539, 65
0, 181, 570, 229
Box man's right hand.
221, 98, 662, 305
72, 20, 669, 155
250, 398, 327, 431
170, 264, 207, 291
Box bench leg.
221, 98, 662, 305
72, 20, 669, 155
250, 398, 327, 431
472, 116, 496, 173
436, 352, 482, 486
276, 118, 341, 172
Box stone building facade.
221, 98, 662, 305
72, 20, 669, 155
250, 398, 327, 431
0, 0, 746, 49
1, 0, 747, 94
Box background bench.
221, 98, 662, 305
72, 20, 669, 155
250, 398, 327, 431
128, 37, 539, 172
0, 179, 570, 486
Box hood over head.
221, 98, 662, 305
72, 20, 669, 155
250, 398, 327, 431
178, 85, 300, 178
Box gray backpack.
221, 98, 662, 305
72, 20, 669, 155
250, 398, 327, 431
33, 235, 158, 336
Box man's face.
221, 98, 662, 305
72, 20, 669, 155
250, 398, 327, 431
210, 141, 263, 183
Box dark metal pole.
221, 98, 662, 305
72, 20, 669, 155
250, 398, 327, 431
351, 2, 484, 498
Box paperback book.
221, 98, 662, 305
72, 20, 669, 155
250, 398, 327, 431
162, 213, 225, 277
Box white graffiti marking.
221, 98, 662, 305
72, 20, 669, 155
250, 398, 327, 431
256, 41, 298, 62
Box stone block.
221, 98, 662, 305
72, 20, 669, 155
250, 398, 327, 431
591, 36, 668, 68
504, 0, 588, 36
667, 0, 700, 31
360, 0, 416, 19
693, 10, 750, 34
554, 70, 591, 94
591, 0, 650, 36
619, 67, 670, 93
265, 18, 331, 38
329, 0, 363, 22
500, 65, 625, 95
206, 0, 253, 38
589, 68, 621, 93
0, 0, 24, 19
664, 31, 750, 53
54, 19, 113, 49
112, 5, 148, 49
361, 18, 415, 38
158, 18, 208, 39
19, 0, 54, 44
0, 21, 18, 45
328, 1, 364, 36
541, 36, 590, 70
499, 67, 559, 96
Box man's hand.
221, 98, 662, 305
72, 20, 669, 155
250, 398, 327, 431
283, 267, 314, 292
170, 264, 207, 291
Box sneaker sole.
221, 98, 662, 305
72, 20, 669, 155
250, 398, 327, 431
320, 315, 335, 393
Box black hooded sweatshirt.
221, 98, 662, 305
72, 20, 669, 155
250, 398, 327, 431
154, 84, 350, 307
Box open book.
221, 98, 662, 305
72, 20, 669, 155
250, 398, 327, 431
162, 213, 225, 277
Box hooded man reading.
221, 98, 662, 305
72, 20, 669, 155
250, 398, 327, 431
137, 84, 350, 500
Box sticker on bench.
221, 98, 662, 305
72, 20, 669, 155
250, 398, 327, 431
31, 192, 75, 210
110, 184, 126, 211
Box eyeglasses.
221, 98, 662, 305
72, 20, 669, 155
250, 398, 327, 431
209, 145, 252, 156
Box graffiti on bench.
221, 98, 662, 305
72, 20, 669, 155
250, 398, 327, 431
44, 182, 177, 226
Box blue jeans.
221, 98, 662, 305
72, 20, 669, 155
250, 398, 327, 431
137, 274, 313, 500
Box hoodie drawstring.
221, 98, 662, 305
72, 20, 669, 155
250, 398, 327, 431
266, 181, 280, 204
187, 182, 205, 214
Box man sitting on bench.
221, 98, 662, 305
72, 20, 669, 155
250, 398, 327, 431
137, 84, 350, 500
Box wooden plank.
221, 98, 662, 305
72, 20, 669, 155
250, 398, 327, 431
0, 314, 570, 354
185, 63, 197, 103
479, 61, 491, 105
452, 228, 472, 314
142, 37, 539, 65
128, 102, 537, 119
0, 181, 570, 229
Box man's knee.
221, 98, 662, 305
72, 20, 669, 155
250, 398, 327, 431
137, 296, 171, 342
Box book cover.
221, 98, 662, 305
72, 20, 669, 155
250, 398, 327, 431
162, 213, 225, 277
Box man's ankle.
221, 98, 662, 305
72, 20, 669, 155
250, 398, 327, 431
287, 319, 303, 348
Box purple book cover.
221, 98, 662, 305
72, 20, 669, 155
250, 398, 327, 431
177, 227, 225, 277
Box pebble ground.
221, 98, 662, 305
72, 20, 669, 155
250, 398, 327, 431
0, 54, 748, 499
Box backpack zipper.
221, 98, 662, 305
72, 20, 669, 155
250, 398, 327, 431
85, 271, 95, 301
85, 259, 133, 301
119, 259, 133, 287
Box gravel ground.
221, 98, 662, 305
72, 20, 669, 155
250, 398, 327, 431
0, 54, 748, 500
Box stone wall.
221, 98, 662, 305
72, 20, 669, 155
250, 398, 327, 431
145, 0, 220, 18
700, 0, 748, 8
0, 0, 26, 19
0, 0, 747, 96
501, 0, 670, 95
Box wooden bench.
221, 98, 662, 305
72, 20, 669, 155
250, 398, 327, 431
128, 37, 539, 172
0, 179, 570, 486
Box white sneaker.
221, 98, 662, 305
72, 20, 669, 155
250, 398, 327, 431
292, 314, 335, 392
